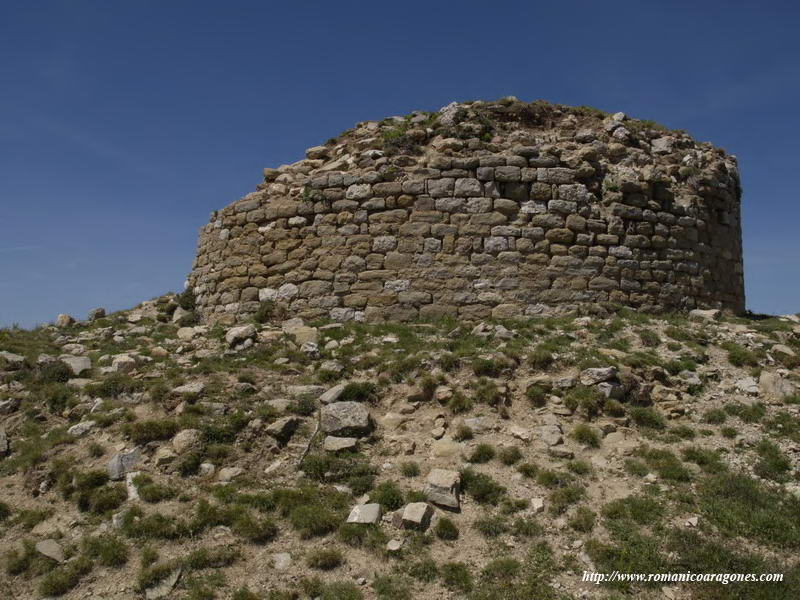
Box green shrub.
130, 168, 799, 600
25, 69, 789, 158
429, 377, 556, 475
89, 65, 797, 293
434, 517, 459, 540
536, 469, 573, 489
83, 534, 129, 567
629, 406, 666, 429
448, 391, 473, 414
472, 357, 504, 377
289, 504, 341, 539
473, 513, 509, 537
369, 481, 405, 511
721, 341, 759, 367
467, 443, 495, 464
132, 474, 177, 503
0, 501, 11, 523
567, 460, 592, 476
307, 548, 344, 570
126, 419, 179, 444
253, 301, 274, 323
87, 373, 144, 398
703, 408, 727, 424
498, 446, 522, 465
473, 378, 502, 405
517, 463, 538, 478
406, 557, 439, 581
549, 485, 585, 514
460, 468, 506, 505
638, 447, 690, 482
527, 346, 555, 370
39, 555, 93, 596
339, 382, 378, 403
670, 425, 696, 440
37, 361, 72, 383
289, 395, 316, 416
571, 424, 601, 448
681, 446, 725, 472
233, 513, 279, 544
525, 384, 547, 407
564, 385, 602, 417
177, 288, 196, 311
399, 461, 420, 477
452, 424, 473, 441
623, 459, 649, 477
637, 329, 661, 348
87, 484, 128, 514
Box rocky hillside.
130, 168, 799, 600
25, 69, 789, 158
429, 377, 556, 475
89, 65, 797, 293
1, 297, 800, 599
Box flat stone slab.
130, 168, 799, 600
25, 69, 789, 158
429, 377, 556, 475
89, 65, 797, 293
537, 424, 563, 446
108, 448, 141, 480
60, 355, 92, 376
347, 503, 382, 524
35, 539, 64, 563
265, 416, 301, 444
320, 401, 372, 437
580, 367, 617, 386
323, 436, 358, 452
424, 468, 460, 509
402, 502, 434, 529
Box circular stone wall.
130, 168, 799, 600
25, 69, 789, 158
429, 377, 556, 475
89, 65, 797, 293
187, 98, 744, 324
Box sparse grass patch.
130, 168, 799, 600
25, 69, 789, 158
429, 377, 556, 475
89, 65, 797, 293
372, 574, 412, 600
637, 447, 690, 482
568, 506, 596, 532
682, 446, 726, 472
473, 513, 509, 537
698, 472, 800, 548
721, 341, 759, 367
753, 439, 791, 482
440, 562, 473, 593
549, 484, 585, 514
602, 495, 664, 526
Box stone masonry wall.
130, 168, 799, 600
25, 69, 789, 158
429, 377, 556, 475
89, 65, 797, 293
188, 99, 744, 324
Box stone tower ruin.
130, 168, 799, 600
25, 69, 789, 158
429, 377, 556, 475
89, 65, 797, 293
187, 98, 745, 324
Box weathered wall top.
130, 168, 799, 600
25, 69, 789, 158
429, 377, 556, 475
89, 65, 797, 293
188, 98, 744, 324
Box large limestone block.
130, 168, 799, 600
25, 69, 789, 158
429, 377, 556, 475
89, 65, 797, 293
320, 402, 372, 437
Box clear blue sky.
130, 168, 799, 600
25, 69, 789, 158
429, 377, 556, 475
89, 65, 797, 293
1, 1, 798, 327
